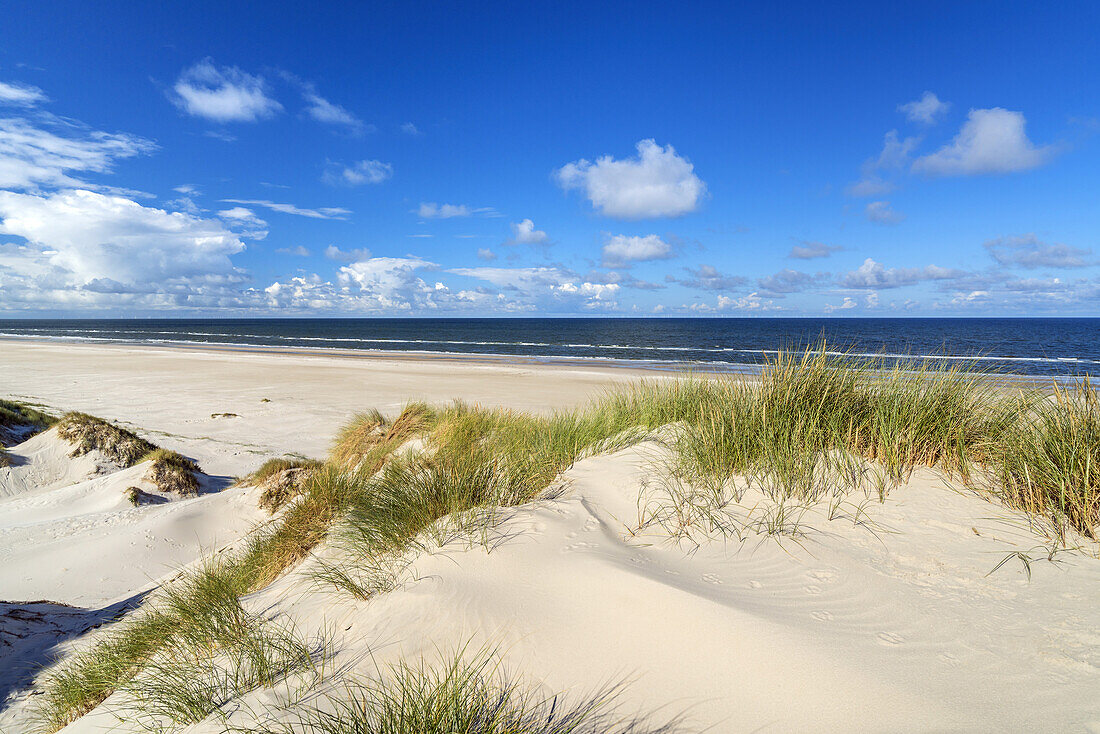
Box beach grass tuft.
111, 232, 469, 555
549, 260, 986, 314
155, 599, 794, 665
56, 412, 156, 467
246, 457, 324, 513
0, 398, 57, 445
141, 448, 202, 495
254, 649, 678, 734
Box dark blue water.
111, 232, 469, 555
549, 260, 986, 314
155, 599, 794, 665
1, 318, 1098, 378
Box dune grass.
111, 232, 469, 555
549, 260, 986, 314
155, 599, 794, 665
32, 558, 324, 733
255, 649, 678, 734
0, 398, 56, 445
56, 412, 156, 467
29, 350, 1100, 731
245, 457, 324, 513
141, 448, 202, 495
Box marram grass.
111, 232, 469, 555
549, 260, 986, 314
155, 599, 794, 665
29, 349, 1100, 731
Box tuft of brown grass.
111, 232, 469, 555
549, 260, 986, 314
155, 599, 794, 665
0, 398, 57, 445
142, 448, 202, 495
246, 457, 323, 513
56, 412, 155, 467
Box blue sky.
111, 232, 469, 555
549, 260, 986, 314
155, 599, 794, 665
1, 1, 1098, 317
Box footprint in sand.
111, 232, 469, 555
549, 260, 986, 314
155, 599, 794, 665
806, 569, 837, 583
812, 610, 833, 622
877, 632, 905, 646
803, 584, 823, 595
747, 580, 763, 589
701, 573, 722, 585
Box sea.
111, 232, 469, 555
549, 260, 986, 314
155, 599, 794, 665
1, 318, 1098, 379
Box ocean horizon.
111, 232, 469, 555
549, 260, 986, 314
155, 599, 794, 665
3, 317, 1098, 378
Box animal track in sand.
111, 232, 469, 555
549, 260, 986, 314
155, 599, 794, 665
747, 580, 763, 589
806, 569, 837, 583
811, 610, 833, 622
803, 584, 823, 595
701, 573, 722, 584
876, 631, 905, 646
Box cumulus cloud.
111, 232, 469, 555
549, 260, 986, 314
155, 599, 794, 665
788, 240, 841, 259
416, 202, 497, 219
448, 265, 619, 310
323, 159, 393, 186
507, 219, 548, 245
898, 92, 949, 124
0, 189, 249, 306
864, 200, 904, 225
600, 234, 672, 268
555, 139, 706, 219
0, 117, 156, 190
0, 81, 47, 106
848, 131, 919, 197
912, 108, 1052, 176
824, 297, 857, 313
477, 248, 497, 261
171, 59, 282, 123
671, 264, 748, 291
983, 234, 1093, 269
842, 257, 964, 289
221, 199, 350, 220
324, 245, 373, 261
756, 269, 827, 296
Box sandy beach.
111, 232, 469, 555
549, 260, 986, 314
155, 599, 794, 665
2, 339, 1099, 733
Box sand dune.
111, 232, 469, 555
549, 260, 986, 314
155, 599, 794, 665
1, 341, 1099, 733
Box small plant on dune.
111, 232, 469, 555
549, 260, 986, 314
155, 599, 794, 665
0, 398, 57, 444
257, 649, 678, 734
32, 558, 324, 733
994, 378, 1100, 539
0, 447, 11, 468
142, 448, 202, 495
334, 403, 434, 468
56, 412, 155, 467
245, 457, 323, 513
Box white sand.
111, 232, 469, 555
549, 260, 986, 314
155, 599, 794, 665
2, 340, 1099, 733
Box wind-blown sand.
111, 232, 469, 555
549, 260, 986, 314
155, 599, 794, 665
2, 339, 1099, 732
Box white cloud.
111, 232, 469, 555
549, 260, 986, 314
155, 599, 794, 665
600, 233, 672, 267
400, 122, 420, 135
171, 59, 282, 123
416, 202, 497, 219
324, 244, 372, 261
323, 159, 393, 186
335, 256, 440, 311
788, 241, 841, 259
824, 297, 857, 313
0, 189, 248, 305
864, 200, 904, 225
0, 117, 156, 190
555, 139, 706, 219
842, 258, 964, 289
847, 131, 919, 197
983, 234, 1093, 269
898, 92, 949, 124
0, 81, 47, 106
671, 264, 747, 291
303, 91, 362, 130
912, 108, 1051, 176
448, 265, 618, 309
276, 245, 311, 257
477, 248, 497, 261
221, 199, 351, 220
216, 206, 268, 239
508, 218, 548, 245
757, 269, 825, 295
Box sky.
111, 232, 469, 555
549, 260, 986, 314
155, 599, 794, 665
1, 1, 1098, 318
